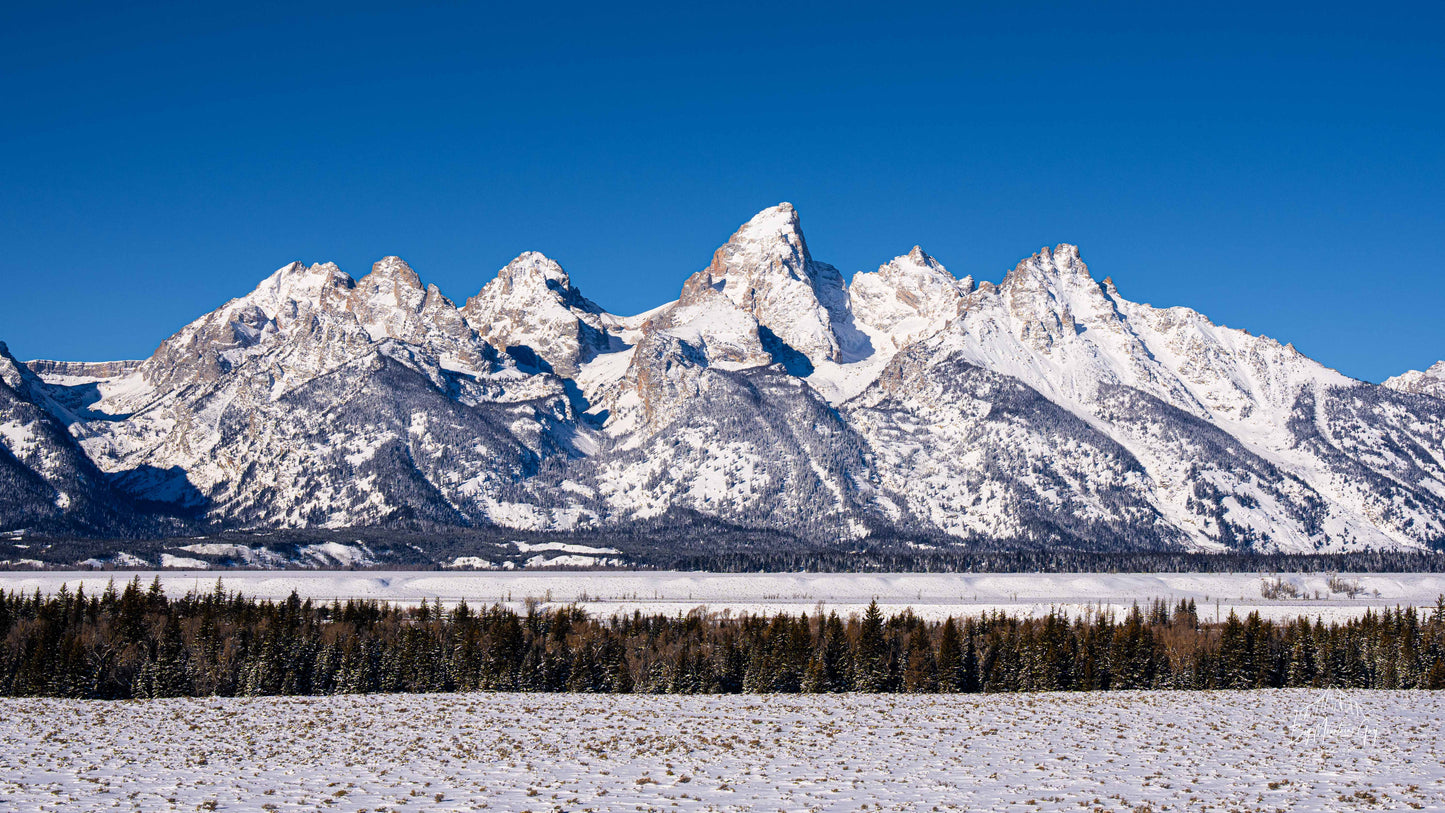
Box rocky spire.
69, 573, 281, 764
1002, 244, 1092, 287
679, 203, 849, 367
0, 341, 24, 390
365, 255, 424, 287
461, 252, 612, 377
471, 251, 602, 313
245, 261, 356, 322
348, 257, 428, 342
849, 245, 971, 348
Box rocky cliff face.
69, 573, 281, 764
348, 256, 496, 373
4, 204, 1442, 554
24, 359, 144, 380
681, 203, 867, 369
849, 246, 972, 352
0, 343, 154, 537
461, 252, 616, 378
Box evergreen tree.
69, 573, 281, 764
853, 600, 889, 692
936, 617, 963, 692
901, 624, 937, 693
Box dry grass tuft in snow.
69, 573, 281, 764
2, 690, 1442, 811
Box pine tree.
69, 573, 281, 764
153, 614, 190, 697
1216, 612, 1249, 689
1111, 606, 1155, 690
936, 618, 963, 692
853, 600, 889, 692
1284, 620, 1315, 687
960, 629, 981, 693
901, 624, 937, 692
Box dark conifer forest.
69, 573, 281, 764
3, 579, 1444, 698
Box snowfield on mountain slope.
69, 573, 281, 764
6, 571, 1444, 623
2, 691, 1441, 812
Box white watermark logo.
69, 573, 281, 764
1285, 691, 1381, 751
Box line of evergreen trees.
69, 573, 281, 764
3, 579, 1444, 699
655, 548, 1445, 574
18, 527, 1445, 573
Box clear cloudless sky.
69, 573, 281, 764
2, 1, 1442, 382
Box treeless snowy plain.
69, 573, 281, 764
1, 690, 1440, 812
3, 570, 1443, 623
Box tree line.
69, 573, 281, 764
17, 524, 1445, 573
2, 578, 1444, 698
653, 547, 1445, 574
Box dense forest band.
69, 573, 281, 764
3, 579, 1444, 698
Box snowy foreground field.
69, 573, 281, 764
2, 690, 1440, 812
4, 570, 1444, 623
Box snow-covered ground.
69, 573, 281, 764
3, 571, 1444, 623
1, 690, 1439, 811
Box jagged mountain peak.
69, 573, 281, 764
977, 243, 1108, 359
0, 341, 25, 390
734, 201, 804, 244
480, 251, 599, 311
1384, 360, 1445, 399
347, 256, 484, 357
248, 260, 356, 317
1005, 243, 1091, 285
901, 245, 941, 270
461, 252, 611, 377
499, 250, 570, 285
0, 344, 62, 401
352, 258, 426, 317
1047, 242, 1083, 263
878, 245, 971, 289
681, 203, 850, 367
0, 340, 155, 537
708, 202, 812, 284
131, 255, 505, 395
363, 256, 424, 288
890, 246, 943, 274
847, 247, 972, 356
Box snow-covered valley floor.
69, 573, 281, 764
1, 690, 1440, 812
3, 570, 1444, 623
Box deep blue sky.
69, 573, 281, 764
2, 2, 1441, 382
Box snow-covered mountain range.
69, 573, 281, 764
4, 203, 1443, 555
